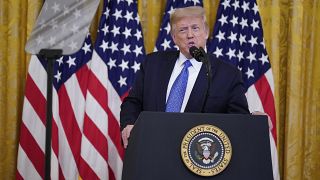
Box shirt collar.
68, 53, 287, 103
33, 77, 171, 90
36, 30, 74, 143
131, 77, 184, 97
178, 52, 202, 69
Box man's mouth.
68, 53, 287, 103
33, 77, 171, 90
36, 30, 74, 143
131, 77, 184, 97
188, 42, 196, 47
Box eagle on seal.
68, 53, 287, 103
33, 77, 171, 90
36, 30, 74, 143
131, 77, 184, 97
196, 137, 219, 164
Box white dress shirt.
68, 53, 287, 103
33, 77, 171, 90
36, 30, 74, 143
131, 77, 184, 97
165, 52, 202, 112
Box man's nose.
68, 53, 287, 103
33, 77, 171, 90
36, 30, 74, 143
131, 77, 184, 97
187, 28, 194, 38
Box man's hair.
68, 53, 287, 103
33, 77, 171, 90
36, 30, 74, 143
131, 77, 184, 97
170, 6, 209, 33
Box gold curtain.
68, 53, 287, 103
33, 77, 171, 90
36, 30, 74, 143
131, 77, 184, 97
0, 0, 319, 179
0, 0, 42, 179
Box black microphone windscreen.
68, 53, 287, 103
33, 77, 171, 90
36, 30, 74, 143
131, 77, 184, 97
189, 46, 202, 62
199, 47, 206, 54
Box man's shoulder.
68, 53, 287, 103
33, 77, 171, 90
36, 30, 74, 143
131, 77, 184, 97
142, 51, 179, 67
146, 50, 179, 59
208, 53, 239, 72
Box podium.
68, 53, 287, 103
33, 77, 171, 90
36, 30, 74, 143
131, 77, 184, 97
122, 112, 273, 180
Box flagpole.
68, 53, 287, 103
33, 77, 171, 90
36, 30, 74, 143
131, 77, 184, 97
39, 49, 62, 180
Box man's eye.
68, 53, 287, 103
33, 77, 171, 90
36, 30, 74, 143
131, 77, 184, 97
193, 26, 200, 31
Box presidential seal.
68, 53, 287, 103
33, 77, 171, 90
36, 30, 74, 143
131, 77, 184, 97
181, 124, 232, 176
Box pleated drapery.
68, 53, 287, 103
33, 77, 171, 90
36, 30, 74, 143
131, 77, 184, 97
0, 0, 319, 179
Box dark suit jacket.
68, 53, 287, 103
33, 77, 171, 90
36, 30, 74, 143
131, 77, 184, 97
120, 51, 249, 129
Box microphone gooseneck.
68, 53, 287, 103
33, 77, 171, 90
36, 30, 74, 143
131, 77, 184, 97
188, 46, 212, 113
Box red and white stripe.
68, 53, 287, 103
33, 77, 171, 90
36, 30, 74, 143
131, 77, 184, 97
17, 56, 49, 180
17, 55, 86, 179
79, 51, 124, 180
17, 53, 123, 179
246, 69, 279, 180
246, 69, 277, 141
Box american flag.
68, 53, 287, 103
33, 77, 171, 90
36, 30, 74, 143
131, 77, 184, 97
154, 0, 203, 52
207, 1, 279, 179
17, 0, 145, 179
80, 0, 145, 179
17, 36, 93, 179
207, 0, 277, 141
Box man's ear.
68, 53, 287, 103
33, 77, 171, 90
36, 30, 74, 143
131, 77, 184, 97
205, 26, 209, 40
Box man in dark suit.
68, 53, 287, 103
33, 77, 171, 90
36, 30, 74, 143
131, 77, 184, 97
120, 6, 249, 148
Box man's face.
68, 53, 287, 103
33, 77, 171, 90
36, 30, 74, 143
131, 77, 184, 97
171, 16, 209, 59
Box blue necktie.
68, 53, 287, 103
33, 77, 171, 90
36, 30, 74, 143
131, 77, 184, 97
166, 60, 192, 112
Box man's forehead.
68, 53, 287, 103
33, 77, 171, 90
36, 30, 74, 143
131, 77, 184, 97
175, 16, 202, 22
175, 17, 203, 26
175, 23, 201, 28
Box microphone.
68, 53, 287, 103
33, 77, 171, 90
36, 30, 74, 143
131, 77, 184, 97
189, 46, 210, 73
189, 46, 212, 113
189, 46, 209, 65
189, 46, 204, 62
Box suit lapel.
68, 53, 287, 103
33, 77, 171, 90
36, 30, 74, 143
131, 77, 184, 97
185, 54, 218, 112
157, 52, 179, 111
184, 65, 207, 112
